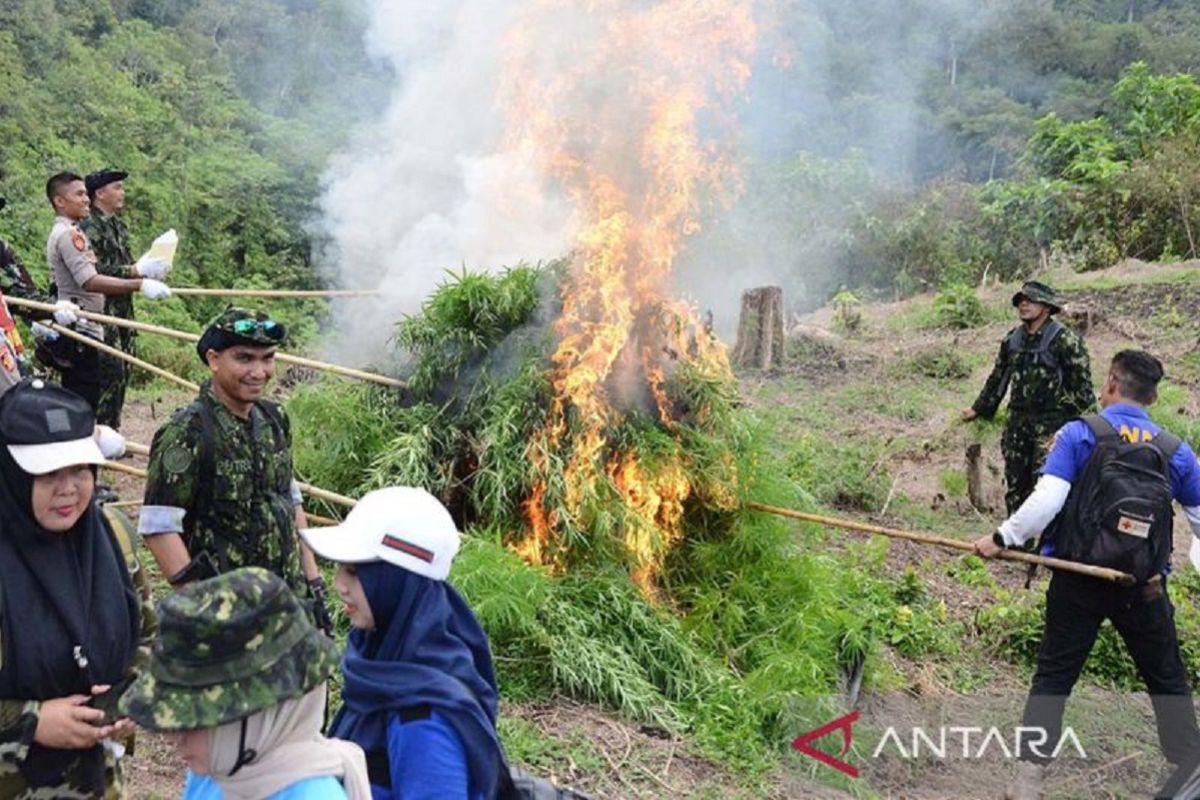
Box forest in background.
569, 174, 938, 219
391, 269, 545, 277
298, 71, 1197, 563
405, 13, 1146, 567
2, 0, 1199, 334
0, 0, 390, 375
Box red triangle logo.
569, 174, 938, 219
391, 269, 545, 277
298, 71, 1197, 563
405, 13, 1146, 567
791, 709, 860, 778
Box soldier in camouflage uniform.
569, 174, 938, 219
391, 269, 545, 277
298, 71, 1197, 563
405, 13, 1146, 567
79, 170, 170, 430
138, 307, 333, 633
119, 568, 368, 798
962, 281, 1096, 514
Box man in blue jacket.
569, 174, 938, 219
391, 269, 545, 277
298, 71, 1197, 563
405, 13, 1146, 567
975, 350, 1200, 800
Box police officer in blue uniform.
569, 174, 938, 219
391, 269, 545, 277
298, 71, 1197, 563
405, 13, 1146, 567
974, 350, 1200, 800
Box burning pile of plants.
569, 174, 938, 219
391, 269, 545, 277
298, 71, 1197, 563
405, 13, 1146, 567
287, 0, 943, 778
287, 263, 901, 772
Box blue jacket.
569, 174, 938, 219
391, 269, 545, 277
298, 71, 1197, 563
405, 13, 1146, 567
183, 772, 349, 799
368, 710, 486, 800
1040, 403, 1200, 562
1043, 404, 1200, 502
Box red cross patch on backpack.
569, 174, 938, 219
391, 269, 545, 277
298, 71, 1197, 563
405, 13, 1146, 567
1049, 415, 1181, 584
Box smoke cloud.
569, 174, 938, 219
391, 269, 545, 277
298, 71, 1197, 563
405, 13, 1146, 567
317, 2, 571, 365
319, 0, 991, 360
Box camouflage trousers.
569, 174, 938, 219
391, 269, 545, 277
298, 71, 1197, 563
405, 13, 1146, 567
96, 326, 134, 430
0, 752, 124, 799
1001, 412, 1066, 515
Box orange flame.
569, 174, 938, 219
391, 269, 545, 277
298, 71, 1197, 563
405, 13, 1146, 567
501, 1, 756, 591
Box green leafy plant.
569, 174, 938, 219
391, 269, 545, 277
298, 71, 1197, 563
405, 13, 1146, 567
933, 283, 986, 329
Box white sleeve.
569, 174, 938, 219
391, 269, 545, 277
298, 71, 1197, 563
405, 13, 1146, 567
290, 479, 303, 507
137, 505, 185, 536
1185, 505, 1200, 539
997, 475, 1073, 548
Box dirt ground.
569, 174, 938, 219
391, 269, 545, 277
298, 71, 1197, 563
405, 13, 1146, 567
111, 393, 809, 800
112, 261, 1200, 797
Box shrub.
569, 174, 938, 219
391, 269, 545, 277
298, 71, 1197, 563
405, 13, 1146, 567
908, 347, 973, 379
933, 283, 986, 329
831, 289, 863, 333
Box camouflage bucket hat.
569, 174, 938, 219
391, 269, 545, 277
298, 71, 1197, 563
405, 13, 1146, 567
1011, 281, 1062, 313
119, 567, 339, 732
196, 306, 289, 364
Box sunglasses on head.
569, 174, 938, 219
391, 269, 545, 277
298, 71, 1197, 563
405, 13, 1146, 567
232, 318, 286, 341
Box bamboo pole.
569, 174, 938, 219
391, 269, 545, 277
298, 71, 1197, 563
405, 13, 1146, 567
101, 461, 147, 479
296, 482, 356, 509
48, 323, 199, 392
744, 501, 1135, 586
124, 440, 357, 509
100, 486, 341, 525
5, 297, 406, 389
170, 288, 381, 299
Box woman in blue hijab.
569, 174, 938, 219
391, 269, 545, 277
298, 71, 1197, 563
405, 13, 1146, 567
301, 487, 506, 800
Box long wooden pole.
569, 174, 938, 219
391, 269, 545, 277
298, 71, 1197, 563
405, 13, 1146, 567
5, 297, 406, 389
49, 323, 199, 391
170, 288, 381, 299
744, 501, 1135, 586
101, 458, 346, 523
124, 440, 357, 509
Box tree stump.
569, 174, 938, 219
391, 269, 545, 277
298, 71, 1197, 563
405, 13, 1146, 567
966, 443, 988, 512
731, 286, 785, 369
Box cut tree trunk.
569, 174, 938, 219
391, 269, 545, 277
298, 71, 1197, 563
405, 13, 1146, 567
731, 286, 785, 370
966, 443, 988, 512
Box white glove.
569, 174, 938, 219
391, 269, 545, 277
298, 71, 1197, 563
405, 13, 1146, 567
30, 322, 58, 342
134, 255, 170, 280
140, 279, 171, 300
94, 425, 126, 460
52, 299, 79, 326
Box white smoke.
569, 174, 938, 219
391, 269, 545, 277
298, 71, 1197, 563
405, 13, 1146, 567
317, 1, 571, 365
320, 0, 995, 360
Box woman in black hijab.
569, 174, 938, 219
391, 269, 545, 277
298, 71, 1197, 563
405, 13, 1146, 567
0, 378, 142, 798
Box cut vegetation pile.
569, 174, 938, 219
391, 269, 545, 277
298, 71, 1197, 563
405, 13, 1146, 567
286, 264, 950, 777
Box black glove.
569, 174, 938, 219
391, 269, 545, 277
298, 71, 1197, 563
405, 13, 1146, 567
167, 551, 219, 587
308, 576, 334, 638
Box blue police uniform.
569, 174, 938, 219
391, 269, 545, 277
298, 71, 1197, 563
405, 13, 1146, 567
1012, 403, 1200, 768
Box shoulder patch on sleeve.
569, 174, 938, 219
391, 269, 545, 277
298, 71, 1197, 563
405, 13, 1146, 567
162, 445, 194, 475
71, 228, 87, 252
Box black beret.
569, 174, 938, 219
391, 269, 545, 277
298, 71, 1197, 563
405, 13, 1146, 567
84, 169, 128, 197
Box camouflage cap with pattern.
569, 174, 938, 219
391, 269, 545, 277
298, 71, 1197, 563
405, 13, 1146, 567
196, 306, 289, 363
119, 567, 339, 732
1011, 281, 1063, 313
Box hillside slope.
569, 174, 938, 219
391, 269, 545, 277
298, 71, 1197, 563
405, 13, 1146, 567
758, 260, 1200, 798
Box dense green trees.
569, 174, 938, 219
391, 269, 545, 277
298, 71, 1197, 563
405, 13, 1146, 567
734, 0, 1200, 304
0, 0, 386, 362
3, 0, 1196, 324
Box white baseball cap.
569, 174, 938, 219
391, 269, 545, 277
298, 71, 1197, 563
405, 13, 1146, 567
300, 486, 461, 581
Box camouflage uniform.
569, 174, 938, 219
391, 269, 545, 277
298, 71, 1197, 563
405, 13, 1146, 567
971, 282, 1095, 514
119, 567, 339, 732
79, 210, 135, 430
0, 238, 51, 311
140, 380, 305, 592
139, 308, 304, 592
